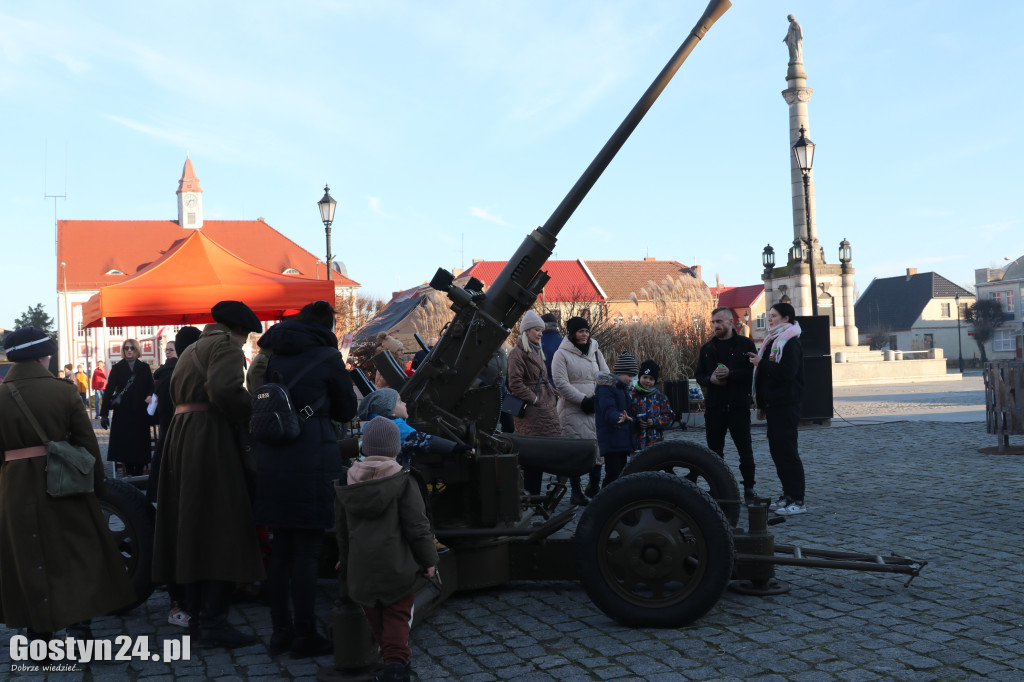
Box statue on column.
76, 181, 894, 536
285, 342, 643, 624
784, 14, 803, 64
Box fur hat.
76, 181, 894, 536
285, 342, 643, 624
520, 310, 544, 332
613, 351, 639, 376
376, 331, 404, 355
211, 300, 262, 333
565, 316, 590, 338
361, 416, 402, 459
358, 388, 400, 420
640, 359, 660, 381
4, 327, 57, 362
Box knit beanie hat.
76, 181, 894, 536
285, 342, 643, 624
361, 416, 402, 459
565, 316, 590, 337
520, 310, 544, 332
541, 313, 558, 328
640, 359, 660, 381
358, 388, 399, 420
613, 351, 639, 376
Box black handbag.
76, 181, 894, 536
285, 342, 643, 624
501, 376, 544, 418
5, 384, 96, 498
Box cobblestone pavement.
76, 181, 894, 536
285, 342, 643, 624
4, 405, 1023, 680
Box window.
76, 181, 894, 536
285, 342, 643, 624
631, 316, 642, 323
283, 268, 301, 275
993, 330, 1016, 352
105, 269, 125, 276
76, 320, 85, 338
139, 326, 155, 336
991, 290, 1015, 313
755, 313, 766, 330
940, 303, 951, 318
109, 326, 124, 337
613, 316, 624, 325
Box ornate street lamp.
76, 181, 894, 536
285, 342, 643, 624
955, 293, 964, 374
318, 185, 337, 281
762, 243, 775, 273
838, 238, 852, 266
793, 125, 818, 316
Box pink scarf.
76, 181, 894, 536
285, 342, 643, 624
751, 321, 802, 393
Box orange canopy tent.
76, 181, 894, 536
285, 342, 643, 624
83, 230, 335, 327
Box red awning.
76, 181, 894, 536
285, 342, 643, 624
83, 231, 335, 327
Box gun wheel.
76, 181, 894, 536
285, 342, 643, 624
98, 479, 156, 614
621, 440, 741, 526
574, 472, 733, 628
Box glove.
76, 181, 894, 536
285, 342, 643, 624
100, 416, 110, 430
580, 396, 595, 415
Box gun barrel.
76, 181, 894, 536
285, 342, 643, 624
540, 0, 732, 241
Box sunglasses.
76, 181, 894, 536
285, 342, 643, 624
123, 346, 138, 351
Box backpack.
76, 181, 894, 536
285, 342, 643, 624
250, 347, 337, 444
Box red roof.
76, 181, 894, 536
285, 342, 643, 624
711, 284, 764, 309
582, 259, 702, 301
457, 260, 603, 302
57, 220, 359, 291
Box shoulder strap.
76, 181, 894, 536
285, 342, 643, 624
4, 384, 51, 445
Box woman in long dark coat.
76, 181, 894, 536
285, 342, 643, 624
507, 310, 560, 496
0, 327, 135, 640
252, 301, 358, 658
100, 339, 154, 475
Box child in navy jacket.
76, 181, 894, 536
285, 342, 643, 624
594, 352, 639, 489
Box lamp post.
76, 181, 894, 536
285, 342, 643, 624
793, 125, 818, 316
317, 185, 337, 281
954, 293, 964, 373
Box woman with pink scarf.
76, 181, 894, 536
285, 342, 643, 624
749, 302, 807, 515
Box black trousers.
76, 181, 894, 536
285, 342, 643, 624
704, 404, 755, 490
764, 404, 805, 502
601, 452, 629, 488
268, 528, 325, 638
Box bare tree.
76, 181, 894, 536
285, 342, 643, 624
965, 299, 1005, 363
335, 294, 387, 335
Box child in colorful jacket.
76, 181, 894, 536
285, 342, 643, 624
631, 359, 673, 450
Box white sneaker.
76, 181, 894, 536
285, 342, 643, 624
167, 606, 191, 628
769, 496, 790, 511
776, 501, 807, 515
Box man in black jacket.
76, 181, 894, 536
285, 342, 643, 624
696, 307, 757, 503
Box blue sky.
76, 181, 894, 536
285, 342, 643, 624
2, 0, 1021, 329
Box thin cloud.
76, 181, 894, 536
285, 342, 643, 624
470, 206, 510, 227
53, 52, 90, 75
102, 114, 188, 145
368, 196, 393, 218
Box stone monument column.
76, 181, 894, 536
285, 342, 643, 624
842, 263, 858, 346
781, 15, 818, 253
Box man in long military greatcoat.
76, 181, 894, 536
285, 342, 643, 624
0, 327, 135, 641
153, 301, 265, 648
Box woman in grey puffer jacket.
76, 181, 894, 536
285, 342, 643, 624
550, 316, 608, 506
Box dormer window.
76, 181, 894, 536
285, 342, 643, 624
106, 269, 126, 275
282, 268, 301, 275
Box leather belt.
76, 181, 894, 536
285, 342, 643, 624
174, 402, 211, 415
3, 445, 48, 461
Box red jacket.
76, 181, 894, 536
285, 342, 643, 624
91, 367, 107, 391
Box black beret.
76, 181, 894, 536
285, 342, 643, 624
211, 300, 262, 333
4, 327, 58, 362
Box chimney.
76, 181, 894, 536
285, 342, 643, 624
643, 256, 656, 261
690, 264, 702, 281
906, 268, 918, 278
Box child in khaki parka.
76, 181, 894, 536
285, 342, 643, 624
335, 416, 438, 681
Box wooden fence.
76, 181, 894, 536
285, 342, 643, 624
985, 361, 1023, 451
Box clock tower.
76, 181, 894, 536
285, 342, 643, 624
176, 155, 204, 229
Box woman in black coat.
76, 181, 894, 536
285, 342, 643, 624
750, 302, 806, 515
252, 302, 358, 658
100, 339, 155, 476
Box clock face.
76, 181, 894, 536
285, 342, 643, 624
184, 194, 197, 208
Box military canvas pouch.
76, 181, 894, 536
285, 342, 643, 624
45, 440, 96, 498
2, 383, 95, 498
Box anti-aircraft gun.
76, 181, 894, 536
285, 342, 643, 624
325, 0, 925, 676
360, 0, 739, 632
